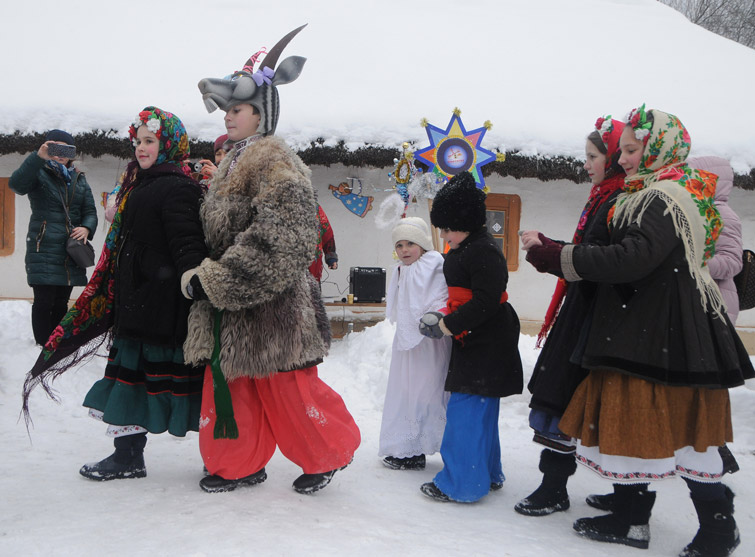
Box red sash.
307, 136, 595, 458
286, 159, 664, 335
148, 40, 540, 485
446, 286, 509, 342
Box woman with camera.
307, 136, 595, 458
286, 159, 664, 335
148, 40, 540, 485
9, 129, 98, 345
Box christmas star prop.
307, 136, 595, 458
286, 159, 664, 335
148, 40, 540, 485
414, 109, 496, 189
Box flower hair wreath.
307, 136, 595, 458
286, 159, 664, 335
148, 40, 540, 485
131, 112, 162, 146
594, 115, 614, 146
626, 104, 652, 142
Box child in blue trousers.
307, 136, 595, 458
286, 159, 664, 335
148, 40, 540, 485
419, 171, 523, 502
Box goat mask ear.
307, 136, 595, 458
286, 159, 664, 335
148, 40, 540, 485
272, 56, 306, 86
198, 24, 307, 134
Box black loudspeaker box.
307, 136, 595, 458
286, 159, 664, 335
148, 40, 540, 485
349, 267, 386, 302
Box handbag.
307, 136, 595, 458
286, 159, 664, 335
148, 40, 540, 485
733, 249, 755, 311
66, 236, 95, 268
57, 183, 95, 268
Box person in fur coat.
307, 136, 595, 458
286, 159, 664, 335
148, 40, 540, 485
379, 217, 451, 471
525, 106, 754, 556
184, 29, 360, 494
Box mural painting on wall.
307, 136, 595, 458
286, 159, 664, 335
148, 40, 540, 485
329, 178, 374, 218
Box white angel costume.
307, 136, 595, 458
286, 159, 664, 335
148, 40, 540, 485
379, 250, 451, 458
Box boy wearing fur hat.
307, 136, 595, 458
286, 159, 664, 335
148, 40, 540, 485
379, 217, 451, 471
419, 171, 523, 502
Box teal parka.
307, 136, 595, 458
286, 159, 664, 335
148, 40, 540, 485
9, 153, 98, 286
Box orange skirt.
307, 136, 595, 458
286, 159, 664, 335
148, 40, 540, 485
559, 369, 732, 459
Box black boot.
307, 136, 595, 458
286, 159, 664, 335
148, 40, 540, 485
585, 491, 615, 512
293, 461, 349, 494
80, 433, 147, 481
573, 483, 655, 549
420, 482, 450, 502
199, 468, 267, 493
514, 449, 576, 516
679, 486, 740, 557
382, 454, 426, 470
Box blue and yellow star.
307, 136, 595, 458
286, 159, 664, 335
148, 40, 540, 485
414, 109, 496, 189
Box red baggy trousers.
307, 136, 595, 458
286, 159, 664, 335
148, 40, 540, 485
199, 365, 361, 480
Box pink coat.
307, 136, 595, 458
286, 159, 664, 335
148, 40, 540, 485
688, 156, 743, 324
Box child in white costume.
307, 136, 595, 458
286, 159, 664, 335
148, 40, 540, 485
379, 217, 451, 470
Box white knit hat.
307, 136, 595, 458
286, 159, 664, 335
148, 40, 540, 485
392, 217, 434, 252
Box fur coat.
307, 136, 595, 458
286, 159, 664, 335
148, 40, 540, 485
183, 136, 331, 380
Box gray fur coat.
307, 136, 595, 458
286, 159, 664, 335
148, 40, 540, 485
183, 136, 331, 380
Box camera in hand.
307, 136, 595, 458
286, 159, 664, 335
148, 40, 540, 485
47, 143, 77, 159
192, 161, 205, 172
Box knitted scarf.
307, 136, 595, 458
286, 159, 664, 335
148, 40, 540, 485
536, 117, 626, 347
22, 107, 193, 426
610, 108, 724, 318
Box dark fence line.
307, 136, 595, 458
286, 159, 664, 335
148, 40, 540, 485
2, 132, 754, 190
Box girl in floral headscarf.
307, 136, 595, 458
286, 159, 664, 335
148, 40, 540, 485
515, 115, 626, 518
525, 106, 753, 556
23, 106, 208, 482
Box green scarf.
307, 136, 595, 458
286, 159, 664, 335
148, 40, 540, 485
211, 309, 239, 439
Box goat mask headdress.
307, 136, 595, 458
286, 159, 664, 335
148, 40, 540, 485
197, 24, 307, 137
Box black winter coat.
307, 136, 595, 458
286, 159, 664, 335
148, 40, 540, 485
442, 228, 523, 397
9, 153, 98, 286
527, 191, 619, 416
113, 166, 207, 348
570, 197, 754, 388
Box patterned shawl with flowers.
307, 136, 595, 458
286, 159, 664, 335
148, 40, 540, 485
536, 117, 626, 347
610, 106, 724, 318
22, 107, 192, 426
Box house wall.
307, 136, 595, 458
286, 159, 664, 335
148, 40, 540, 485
2, 152, 754, 331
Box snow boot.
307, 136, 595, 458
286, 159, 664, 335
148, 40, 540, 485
382, 454, 426, 470
586, 491, 615, 512
679, 486, 740, 557
514, 449, 576, 517
293, 462, 349, 494
199, 468, 267, 493
79, 432, 147, 481
573, 484, 655, 550
420, 482, 450, 502
718, 445, 739, 475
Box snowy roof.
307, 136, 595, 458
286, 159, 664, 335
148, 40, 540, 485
3, 0, 755, 173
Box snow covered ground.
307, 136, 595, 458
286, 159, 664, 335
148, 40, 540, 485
1, 300, 753, 556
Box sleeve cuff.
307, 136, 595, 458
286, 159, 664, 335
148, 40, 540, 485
561, 244, 582, 282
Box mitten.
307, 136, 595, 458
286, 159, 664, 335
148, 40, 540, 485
525, 233, 564, 274
419, 311, 450, 339
187, 275, 208, 301
181, 268, 208, 300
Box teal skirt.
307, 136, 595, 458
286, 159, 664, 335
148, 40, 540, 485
83, 336, 203, 437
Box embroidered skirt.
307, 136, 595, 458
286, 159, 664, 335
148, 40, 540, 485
83, 336, 203, 437
559, 369, 732, 482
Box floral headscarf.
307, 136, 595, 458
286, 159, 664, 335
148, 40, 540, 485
623, 104, 692, 192
610, 106, 724, 318
129, 106, 191, 169
594, 115, 625, 178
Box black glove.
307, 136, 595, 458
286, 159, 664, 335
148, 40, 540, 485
186, 274, 208, 301
419, 311, 446, 340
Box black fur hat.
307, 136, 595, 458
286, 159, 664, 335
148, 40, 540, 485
430, 171, 487, 232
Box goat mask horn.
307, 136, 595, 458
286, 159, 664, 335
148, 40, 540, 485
197, 24, 308, 137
